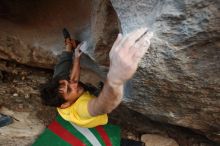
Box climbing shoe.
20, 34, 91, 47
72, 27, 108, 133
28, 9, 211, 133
0, 113, 13, 128
62, 28, 78, 48
63, 28, 71, 39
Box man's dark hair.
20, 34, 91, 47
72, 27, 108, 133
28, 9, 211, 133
40, 75, 104, 107
40, 76, 67, 107
79, 81, 104, 97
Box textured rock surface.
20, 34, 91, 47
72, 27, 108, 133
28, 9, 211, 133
141, 134, 179, 146
109, 0, 220, 142
91, 0, 120, 65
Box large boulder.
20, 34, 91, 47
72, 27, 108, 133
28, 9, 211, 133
108, 0, 220, 142
90, 0, 220, 143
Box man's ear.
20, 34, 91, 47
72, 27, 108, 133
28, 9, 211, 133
60, 102, 71, 109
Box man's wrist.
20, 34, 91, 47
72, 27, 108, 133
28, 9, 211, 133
107, 73, 123, 88
74, 57, 80, 62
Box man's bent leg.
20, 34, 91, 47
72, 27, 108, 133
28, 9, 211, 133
53, 51, 73, 79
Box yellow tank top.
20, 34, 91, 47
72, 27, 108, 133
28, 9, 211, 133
57, 91, 108, 128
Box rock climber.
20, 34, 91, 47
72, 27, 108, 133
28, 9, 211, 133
40, 28, 152, 128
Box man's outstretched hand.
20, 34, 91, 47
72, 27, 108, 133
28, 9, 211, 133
88, 28, 153, 116
107, 28, 153, 86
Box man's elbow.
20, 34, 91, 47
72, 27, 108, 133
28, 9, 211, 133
102, 106, 114, 114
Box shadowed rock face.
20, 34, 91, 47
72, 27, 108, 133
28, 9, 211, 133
0, 0, 92, 68
91, 0, 120, 65
0, 0, 220, 144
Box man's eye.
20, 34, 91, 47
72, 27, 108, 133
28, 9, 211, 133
67, 86, 72, 93
59, 84, 64, 88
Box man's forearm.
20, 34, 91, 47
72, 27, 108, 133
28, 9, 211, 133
88, 79, 123, 116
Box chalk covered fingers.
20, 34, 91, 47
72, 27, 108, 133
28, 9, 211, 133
132, 31, 153, 62
108, 28, 152, 86
74, 42, 87, 58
